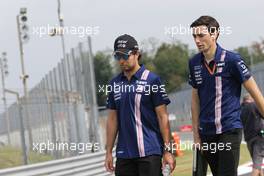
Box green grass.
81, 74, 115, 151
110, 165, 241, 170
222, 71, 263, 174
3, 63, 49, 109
239, 143, 251, 165
0, 146, 54, 169
0, 144, 251, 175
172, 144, 251, 176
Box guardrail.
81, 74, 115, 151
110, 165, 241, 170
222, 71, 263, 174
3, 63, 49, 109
0, 151, 113, 176
0, 148, 257, 176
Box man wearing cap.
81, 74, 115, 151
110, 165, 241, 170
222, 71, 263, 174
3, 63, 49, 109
189, 16, 264, 176
104, 34, 176, 176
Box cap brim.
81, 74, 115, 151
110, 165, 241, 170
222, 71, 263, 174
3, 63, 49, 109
114, 49, 131, 55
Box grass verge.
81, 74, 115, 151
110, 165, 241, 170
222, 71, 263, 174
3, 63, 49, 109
0, 146, 54, 169
172, 143, 251, 176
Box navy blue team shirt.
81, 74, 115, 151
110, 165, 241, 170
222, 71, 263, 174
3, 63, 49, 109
189, 44, 252, 135
106, 65, 170, 158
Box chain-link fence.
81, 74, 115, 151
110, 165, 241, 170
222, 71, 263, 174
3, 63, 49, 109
0, 37, 102, 158
0, 42, 263, 158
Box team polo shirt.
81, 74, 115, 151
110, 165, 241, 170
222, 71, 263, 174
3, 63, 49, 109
106, 65, 170, 158
188, 44, 252, 135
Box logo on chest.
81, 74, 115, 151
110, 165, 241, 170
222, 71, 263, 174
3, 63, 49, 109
194, 65, 203, 85
215, 62, 225, 74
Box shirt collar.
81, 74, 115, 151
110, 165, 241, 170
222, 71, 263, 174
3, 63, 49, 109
200, 43, 223, 63
134, 65, 146, 79
120, 65, 146, 80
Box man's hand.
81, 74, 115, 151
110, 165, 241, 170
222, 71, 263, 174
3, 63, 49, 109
105, 152, 115, 173
105, 109, 118, 173
162, 151, 176, 173
193, 132, 201, 144
193, 133, 202, 151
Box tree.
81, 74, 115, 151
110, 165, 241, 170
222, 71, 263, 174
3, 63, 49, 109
139, 51, 155, 71
94, 51, 113, 106
139, 37, 160, 71
235, 39, 264, 67
235, 46, 251, 66
153, 42, 190, 92
251, 39, 264, 64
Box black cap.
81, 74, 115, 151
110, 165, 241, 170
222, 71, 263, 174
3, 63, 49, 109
114, 34, 139, 53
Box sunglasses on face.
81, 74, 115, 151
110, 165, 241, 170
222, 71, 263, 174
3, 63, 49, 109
113, 50, 133, 61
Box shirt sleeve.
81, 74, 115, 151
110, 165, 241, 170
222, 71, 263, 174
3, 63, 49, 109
106, 82, 116, 109
231, 55, 251, 83
188, 60, 198, 88
151, 77, 170, 107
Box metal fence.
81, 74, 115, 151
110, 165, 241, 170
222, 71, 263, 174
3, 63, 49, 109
0, 150, 112, 176
0, 40, 263, 160
0, 37, 102, 158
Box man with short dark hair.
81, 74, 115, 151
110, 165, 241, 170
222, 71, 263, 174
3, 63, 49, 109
104, 34, 176, 176
188, 16, 264, 176
241, 94, 264, 176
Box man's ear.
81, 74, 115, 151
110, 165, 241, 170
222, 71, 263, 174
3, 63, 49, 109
211, 32, 219, 40
211, 33, 216, 39
136, 52, 141, 61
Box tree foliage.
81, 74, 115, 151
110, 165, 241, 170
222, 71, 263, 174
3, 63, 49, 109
94, 51, 113, 106
94, 38, 264, 106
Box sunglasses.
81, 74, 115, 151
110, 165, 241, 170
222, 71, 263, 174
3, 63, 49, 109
113, 50, 133, 61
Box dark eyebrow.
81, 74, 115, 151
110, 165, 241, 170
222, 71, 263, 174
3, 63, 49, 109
192, 33, 205, 38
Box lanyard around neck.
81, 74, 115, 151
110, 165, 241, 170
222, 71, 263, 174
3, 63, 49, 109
204, 60, 216, 75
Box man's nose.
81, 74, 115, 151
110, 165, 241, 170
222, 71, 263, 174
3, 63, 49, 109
194, 37, 201, 44
118, 58, 126, 64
